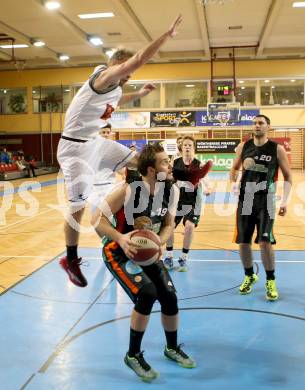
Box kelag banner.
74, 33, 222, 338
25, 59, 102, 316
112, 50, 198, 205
195, 109, 260, 126
150, 111, 196, 127
196, 139, 240, 153
195, 153, 235, 171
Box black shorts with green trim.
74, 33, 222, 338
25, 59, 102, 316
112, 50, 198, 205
102, 240, 176, 303
234, 197, 276, 244
175, 209, 200, 227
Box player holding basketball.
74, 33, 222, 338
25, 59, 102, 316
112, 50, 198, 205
164, 135, 212, 271
92, 143, 196, 382
230, 114, 292, 300
57, 15, 183, 288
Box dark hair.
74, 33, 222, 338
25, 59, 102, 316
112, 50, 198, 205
255, 114, 271, 125
101, 123, 112, 129
182, 135, 195, 146
109, 49, 134, 64
138, 143, 164, 176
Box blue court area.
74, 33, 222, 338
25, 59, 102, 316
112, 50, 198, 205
1, 248, 305, 390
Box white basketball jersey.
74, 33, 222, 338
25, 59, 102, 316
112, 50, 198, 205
63, 66, 122, 140
93, 169, 117, 186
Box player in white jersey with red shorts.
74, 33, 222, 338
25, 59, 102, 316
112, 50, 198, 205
57, 15, 183, 288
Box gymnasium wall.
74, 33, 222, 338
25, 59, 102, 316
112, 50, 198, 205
0, 59, 305, 165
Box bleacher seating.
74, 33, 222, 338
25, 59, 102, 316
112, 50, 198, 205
0, 162, 58, 180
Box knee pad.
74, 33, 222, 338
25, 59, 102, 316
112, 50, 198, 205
134, 283, 158, 315
159, 290, 178, 316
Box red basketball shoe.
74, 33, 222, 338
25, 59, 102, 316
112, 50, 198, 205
59, 256, 88, 287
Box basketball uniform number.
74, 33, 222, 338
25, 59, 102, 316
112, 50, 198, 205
260, 155, 271, 162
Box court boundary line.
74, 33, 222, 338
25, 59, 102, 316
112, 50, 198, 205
25, 306, 305, 383
0, 251, 65, 297
1, 255, 305, 263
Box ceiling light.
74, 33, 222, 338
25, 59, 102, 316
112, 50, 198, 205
58, 54, 69, 61
264, 80, 270, 83
241, 86, 245, 89
185, 84, 195, 88
88, 36, 103, 46
45, 1, 61, 10
271, 86, 275, 89
32, 91, 36, 94
239, 80, 244, 84
32, 39, 45, 47
0, 44, 29, 48
105, 49, 115, 58
64, 89, 70, 92
292, 2, 305, 7
290, 79, 296, 82
78, 12, 114, 19
4, 90, 7, 94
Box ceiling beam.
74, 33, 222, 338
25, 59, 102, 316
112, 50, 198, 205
256, 0, 283, 56
116, 0, 160, 59
32, 0, 108, 62
194, 0, 211, 60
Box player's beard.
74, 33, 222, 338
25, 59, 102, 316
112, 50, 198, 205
254, 131, 264, 139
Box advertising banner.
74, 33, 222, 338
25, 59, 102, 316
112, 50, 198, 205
195, 109, 260, 127
110, 112, 150, 128
196, 139, 240, 153
148, 139, 178, 155
150, 111, 196, 127
195, 153, 235, 171
117, 139, 147, 151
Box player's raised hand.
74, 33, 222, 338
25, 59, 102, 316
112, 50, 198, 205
139, 83, 156, 97
168, 14, 182, 38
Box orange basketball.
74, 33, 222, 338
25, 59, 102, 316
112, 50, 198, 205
130, 230, 161, 266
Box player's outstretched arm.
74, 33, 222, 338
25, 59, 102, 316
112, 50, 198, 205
91, 184, 138, 258
277, 145, 292, 216
119, 84, 156, 105
230, 142, 244, 183
94, 15, 182, 90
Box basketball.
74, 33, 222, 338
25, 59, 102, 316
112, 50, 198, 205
130, 230, 161, 266
134, 216, 153, 230
243, 157, 255, 170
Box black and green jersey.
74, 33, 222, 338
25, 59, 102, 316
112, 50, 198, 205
240, 139, 279, 197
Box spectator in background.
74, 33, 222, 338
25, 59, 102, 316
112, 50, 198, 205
0, 148, 11, 164
16, 155, 37, 178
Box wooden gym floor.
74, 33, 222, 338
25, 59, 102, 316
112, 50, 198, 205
1, 170, 304, 293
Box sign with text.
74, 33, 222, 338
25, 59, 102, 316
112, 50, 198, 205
196, 139, 240, 153
148, 139, 178, 155
195, 109, 260, 127
195, 153, 235, 171
110, 112, 150, 128
150, 111, 196, 127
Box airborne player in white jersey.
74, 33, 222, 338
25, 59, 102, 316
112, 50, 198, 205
57, 15, 182, 288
